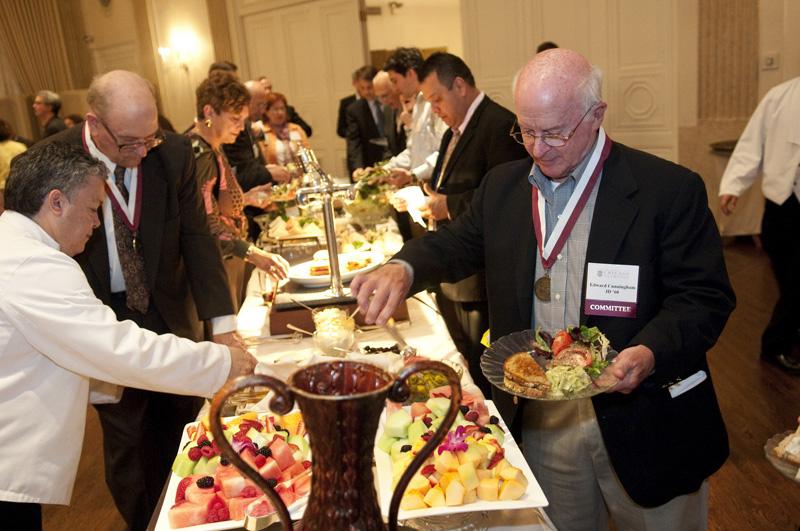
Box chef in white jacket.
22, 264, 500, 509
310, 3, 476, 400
0, 142, 256, 530
719, 76, 800, 374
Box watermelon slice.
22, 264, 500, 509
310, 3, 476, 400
268, 438, 295, 470
227, 495, 259, 521
258, 457, 282, 481
167, 501, 207, 529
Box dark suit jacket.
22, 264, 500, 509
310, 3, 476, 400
430, 95, 528, 302
45, 126, 235, 341
384, 107, 406, 156
336, 94, 356, 138
223, 122, 272, 192
43, 116, 67, 138
345, 98, 389, 174
395, 142, 734, 507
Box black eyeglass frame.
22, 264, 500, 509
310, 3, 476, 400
510, 103, 598, 148
95, 115, 165, 152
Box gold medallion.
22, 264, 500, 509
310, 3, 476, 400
534, 275, 551, 302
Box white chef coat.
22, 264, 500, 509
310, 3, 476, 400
0, 211, 231, 505
719, 76, 800, 205
384, 92, 446, 181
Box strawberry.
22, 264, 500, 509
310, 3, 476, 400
175, 476, 193, 503
420, 464, 436, 477
487, 448, 506, 469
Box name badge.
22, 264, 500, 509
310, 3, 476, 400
584, 262, 638, 318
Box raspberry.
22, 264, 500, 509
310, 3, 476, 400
258, 447, 272, 458
198, 440, 212, 448
196, 476, 214, 489
254, 454, 267, 468
211, 441, 221, 455
197, 435, 209, 445
302, 460, 312, 469
465, 410, 479, 422
187, 447, 202, 461
200, 445, 215, 458
205, 496, 229, 523
175, 476, 193, 503
422, 416, 432, 427
420, 431, 433, 441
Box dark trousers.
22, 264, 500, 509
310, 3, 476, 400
96, 294, 204, 531
0, 501, 41, 531
760, 195, 800, 357
436, 290, 492, 397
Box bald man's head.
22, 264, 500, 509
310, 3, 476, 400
244, 80, 268, 120
373, 70, 401, 109
514, 49, 601, 113
85, 70, 161, 167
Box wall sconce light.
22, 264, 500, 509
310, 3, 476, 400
388, 1, 403, 15
158, 27, 199, 73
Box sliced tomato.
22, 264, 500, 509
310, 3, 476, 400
551, 331, 573, 355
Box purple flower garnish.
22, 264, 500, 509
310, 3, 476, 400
437, 425, 468, 455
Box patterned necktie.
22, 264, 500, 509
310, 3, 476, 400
112, 166, 150, 313
436, 129, 461, 190
372, 101, 384, 136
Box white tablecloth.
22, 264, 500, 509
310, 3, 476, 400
236, 282, 556, 531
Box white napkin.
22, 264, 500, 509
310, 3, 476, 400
393, 186, 428, 227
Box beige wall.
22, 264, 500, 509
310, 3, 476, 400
366, 0, 462, 58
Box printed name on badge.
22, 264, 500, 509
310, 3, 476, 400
584, 263, 639, 318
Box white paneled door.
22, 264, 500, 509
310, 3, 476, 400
228, 0, 367, 179
461, 0, 678, 162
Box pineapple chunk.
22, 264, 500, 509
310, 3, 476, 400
457, 444, 483, 468
476, 477, 499, 501
407, 472, 431, 495
400, 490, 428, 510
476, 469, 493, 480
438, 471, 460, 491
457, 462, 480, 491
498, 478, 527, 501
491, 458, 512, 478
434, 450, 460, 473
423, 485, 446, 507
499, 465, 528, 485
463, 488, 478, 504
445, 479, 466, 506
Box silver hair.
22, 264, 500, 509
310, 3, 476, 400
36, 90, 62, 115
576, 65, 603, 110
86, 71, 155, 118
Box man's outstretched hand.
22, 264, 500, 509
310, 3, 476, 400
350, 263, 412, 325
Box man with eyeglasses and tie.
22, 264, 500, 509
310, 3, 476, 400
353, 49, 734, 530
41, 70, 238, 531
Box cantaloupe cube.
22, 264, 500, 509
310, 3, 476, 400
434, 450, 460, 473
476, 469, 493, 480
498, 478, 527, 501
499, 465, 528, 485
457, 462, 480, 491
400, 490, 427, 510
491, 458, 512, 478
476, 477, 499, 501
445, 479, 466, 506
408, 472, 431, 495
423, 485, 446, 507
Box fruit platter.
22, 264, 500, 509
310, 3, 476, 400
155, 411, 311, 530
375, 387, 548, 520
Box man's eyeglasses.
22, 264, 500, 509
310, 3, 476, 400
510, 103, 597, 148
96, 116, 165, 152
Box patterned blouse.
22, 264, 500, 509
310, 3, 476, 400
188, 132, 250, 259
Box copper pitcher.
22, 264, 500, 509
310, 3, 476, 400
210, 359, 462, 530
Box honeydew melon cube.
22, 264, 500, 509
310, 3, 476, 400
477, 441, 497, 463
287, 435, 310, 459
498, 478, 527, 501
476, 469, 493, 480
385, 409, 413, 439
193, 456, 210, 476
411, 438, 427, 454
445, 478, 466, 506
407, 472, 431, 495
171, 453, 196, 477
392, 454, 414, 484
205, 455, 221, 475
247, 429, 270, 449
425, 397, 451, 418
476, 477, 499, 501
400, 491, 427, 510
407, 419, 427, 443
390, 439, 411, 461
464, 488, 478, 504
377, 433, 397, 454
423, 485, 446, 507
457, 462, 480, 491
499, 465, 528, 485
433, 450, 460, 473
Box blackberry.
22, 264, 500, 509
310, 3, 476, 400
479, 426, 492, 433
489, 415, 499, 425
198, 440, 213, 448
258, 447, 272, 458
400, 444, 412, 453
272, 424, 283, 432
459, 405, 469, 415
220, 457, 230, 466
266, 478, 278, 488
196, 476, 214, 489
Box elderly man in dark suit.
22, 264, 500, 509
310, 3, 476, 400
42, 70, 239, 531
353, 49, 734, 530
415, 52, 527, 395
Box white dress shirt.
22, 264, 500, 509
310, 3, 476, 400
82, 125, 236, 334
0, 211, 230, 504
719, 76, 800, 204
384, 92, 447, 181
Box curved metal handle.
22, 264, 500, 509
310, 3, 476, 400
209, 374, 295, 531
386, 360, 462, 531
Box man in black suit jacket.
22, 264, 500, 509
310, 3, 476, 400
337, 93, 356, 138
43, 71, 237, 531
345, 65, 390, 175
415, 52, 528, 395
353, 50, 734, 528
